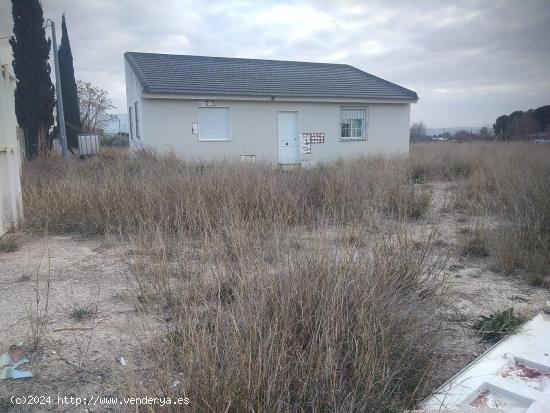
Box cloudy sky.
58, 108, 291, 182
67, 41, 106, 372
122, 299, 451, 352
1, 0, 549, 128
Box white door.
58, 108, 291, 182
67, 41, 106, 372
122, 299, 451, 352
278, 111, 300, 165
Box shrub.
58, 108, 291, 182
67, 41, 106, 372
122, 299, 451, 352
459, 224, 489, 258
0, 234, 18, 253
69, 305, 96, 322
127, 225, 446, 412
100, 133, 129, 148
473, 308, 524, 343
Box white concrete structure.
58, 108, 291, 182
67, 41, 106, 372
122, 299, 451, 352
125, 53, 418, 164
422, 312, 550, 413
0, 46, 23, 236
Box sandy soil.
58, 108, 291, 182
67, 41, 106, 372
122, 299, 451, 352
0, 234, 146, 412
425, 182, 549, 384
0, 181, 548, 411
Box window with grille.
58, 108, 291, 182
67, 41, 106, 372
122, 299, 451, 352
340, 107, 367, 140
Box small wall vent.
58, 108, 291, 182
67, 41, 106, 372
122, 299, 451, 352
240, 155, 256, 163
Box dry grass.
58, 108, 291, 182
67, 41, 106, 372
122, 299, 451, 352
18, 142, 549, 410
22, 150, 431, 236
0, 234, 19, 253
409, 143, 481, 182
21, 150, 444, 410
459, 224, 490, 258
127, 224, 446, 412
412, 142, 550, 286
69, 304, 97, 322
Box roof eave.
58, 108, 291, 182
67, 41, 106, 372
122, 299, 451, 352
141, 91, 419, 104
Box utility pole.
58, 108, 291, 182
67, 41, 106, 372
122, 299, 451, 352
47, 19, 68, 161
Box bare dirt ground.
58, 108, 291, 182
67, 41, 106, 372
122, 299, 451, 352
424, 182, 549, 384
0, 182, 548, 411
0, 234, 148, 412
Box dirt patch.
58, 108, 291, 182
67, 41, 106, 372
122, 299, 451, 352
0, 234, 148, 412
420, 182, 549, 386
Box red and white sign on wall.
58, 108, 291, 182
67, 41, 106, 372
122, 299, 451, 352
301, 132, 325, 154
301, 134, 311, 154
305, 132, 325, 144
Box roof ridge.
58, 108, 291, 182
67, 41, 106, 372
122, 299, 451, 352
125, 51, 350, 68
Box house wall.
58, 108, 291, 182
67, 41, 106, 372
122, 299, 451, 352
125, 61, 412, 164
124, 60, 144, 151
139, 99, 410, 163
0, 49, 23, 236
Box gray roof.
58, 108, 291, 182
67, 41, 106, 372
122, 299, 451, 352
125, 52, 418, 101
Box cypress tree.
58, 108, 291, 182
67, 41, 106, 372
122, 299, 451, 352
9, 0, 56, 158
58, 14, 81, 149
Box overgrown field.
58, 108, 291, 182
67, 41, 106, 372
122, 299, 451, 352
411, 142, 550, 285
22, 150, 432, 234
19, 142, 550, 411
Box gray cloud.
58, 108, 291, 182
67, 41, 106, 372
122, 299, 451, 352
4, 0, 550, 127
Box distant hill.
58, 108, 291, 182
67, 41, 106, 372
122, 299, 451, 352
426, 127, 482, 136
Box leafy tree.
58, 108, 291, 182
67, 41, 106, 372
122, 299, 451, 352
9, 0, 55, 158
493, 105, 550, 139
479, 127, 492, 140
57, 14, 81, 149
533, 105, 550, 131
493, 115, 508, 139
77, 80, 115, 132
509, 111, 538, 138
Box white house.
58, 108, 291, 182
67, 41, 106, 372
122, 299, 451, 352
0, 45, 23, 236
124, 52, 418, 165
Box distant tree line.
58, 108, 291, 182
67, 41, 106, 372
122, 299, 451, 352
410, 121, 492, 143
411, 104, 550, 143
450, 127, 492, 141
493, 105, 550, 140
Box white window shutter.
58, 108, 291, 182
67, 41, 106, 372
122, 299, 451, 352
199, 107, 230, 140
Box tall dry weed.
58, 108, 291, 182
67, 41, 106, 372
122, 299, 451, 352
22, 150, 431, 236
127, 223, 446, 412
412, 142, 550, 285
